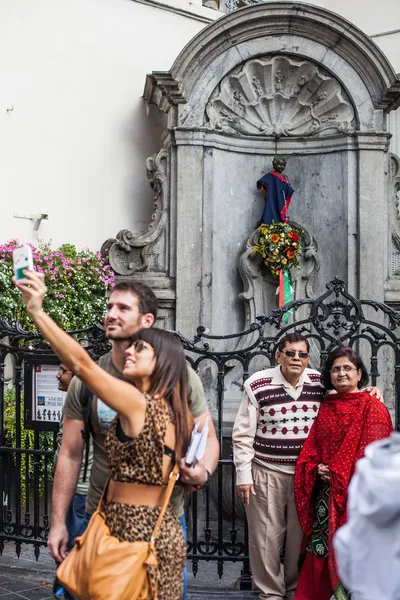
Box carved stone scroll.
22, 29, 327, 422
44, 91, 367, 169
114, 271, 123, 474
205, 56, 355, 137
101, 149, 168, 276
389, 154, 400, 278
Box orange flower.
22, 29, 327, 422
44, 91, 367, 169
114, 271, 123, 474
286, 247, 296, 259
287, 231, 294, 238
271, 234, 280, 243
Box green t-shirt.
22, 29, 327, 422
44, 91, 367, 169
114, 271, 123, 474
63, 352, 207, 517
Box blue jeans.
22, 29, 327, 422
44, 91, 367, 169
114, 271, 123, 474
62, 495, 90, 600
179, 513, 188, 600
65, 493, 89, 550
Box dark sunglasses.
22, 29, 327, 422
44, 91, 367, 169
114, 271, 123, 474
281, 350, 309, 359
57, 367, 72, 375
131, 340, 151, 353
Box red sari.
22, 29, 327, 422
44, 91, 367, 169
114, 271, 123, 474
294, 392, 393, 600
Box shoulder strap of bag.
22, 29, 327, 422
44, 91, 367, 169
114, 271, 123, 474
151, 463, 180, 543
96, 476, 112, 512
79, 382, 93, 483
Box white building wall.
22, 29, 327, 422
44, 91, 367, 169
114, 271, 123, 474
292, 0, 399, 42
0, 0, 399, 250
0, 0, 210, 249
298, 0, 400, 156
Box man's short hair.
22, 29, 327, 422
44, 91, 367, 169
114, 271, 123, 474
111, 281, 158, 320
277, 332, 310, 353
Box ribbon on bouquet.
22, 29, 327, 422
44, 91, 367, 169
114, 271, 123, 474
278, 269, 293, 324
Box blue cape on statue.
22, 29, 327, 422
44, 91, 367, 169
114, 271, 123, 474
257, 171, 294, 225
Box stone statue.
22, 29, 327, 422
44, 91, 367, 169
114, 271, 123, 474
257, 156, 295, 225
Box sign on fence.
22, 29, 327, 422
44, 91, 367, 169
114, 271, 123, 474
24, 355, 65, 431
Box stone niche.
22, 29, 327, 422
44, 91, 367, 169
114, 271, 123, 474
104, 2, 400, 341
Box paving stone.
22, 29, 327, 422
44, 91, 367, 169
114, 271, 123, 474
0, 590, 21, 599
0, 582, 42, 594
0, 547, 258, 599
13, 587, 52, 600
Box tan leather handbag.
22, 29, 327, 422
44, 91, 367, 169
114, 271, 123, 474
56, 464, 180, 600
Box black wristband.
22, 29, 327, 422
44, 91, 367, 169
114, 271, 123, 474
204, 469, 212, 488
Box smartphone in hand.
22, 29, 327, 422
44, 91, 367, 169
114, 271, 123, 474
13, 245, 34, 280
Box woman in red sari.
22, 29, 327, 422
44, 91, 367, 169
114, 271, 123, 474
294, 347, 393, 600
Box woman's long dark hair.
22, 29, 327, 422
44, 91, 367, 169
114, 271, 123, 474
131, 328, 193, 462
321, 346, 369, 391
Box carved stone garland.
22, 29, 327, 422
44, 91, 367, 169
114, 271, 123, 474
238, 223, 320, 331
101, 149, 168, 276
389, 154, 400, 278
205, 55, 355, 137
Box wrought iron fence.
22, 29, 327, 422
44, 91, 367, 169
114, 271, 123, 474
0, 322, 110, 559
1, 278, 400, 588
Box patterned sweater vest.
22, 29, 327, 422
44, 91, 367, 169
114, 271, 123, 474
249, 373, 325, 468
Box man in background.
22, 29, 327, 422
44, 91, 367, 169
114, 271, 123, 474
54, 364, 93, 600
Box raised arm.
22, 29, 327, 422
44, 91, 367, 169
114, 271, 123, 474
14, 271, 145, 422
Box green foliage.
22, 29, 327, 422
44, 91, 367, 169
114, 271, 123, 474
3, 388, 54, 500
0, 239, 114, 498
0, 239, 114, 331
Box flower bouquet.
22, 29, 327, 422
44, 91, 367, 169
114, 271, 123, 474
252, 221, 303, 277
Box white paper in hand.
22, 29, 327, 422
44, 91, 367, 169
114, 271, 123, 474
185, 418, 209, 466
195, 418, 208, 462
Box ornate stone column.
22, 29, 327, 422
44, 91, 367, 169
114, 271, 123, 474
385, 152, 400, 308
357, 133, 391, 302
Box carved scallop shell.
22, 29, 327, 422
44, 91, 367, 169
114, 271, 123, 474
205, 56, 355, 136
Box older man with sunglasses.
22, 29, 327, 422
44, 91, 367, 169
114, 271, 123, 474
233, 333, 325, 600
